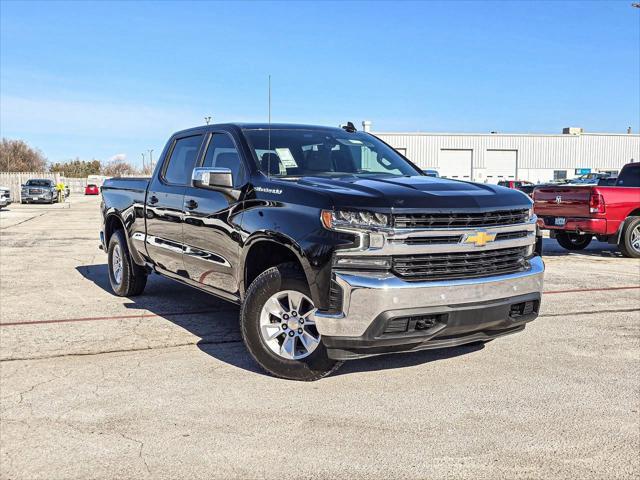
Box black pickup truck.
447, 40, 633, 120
101, 123, 544, 380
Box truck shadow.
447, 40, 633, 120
541, 238, 623, 258
77, 264, 484, 378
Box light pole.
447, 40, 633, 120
148, 149, 154, 171
141, 152, 146, 172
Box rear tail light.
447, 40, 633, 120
589, 192, 605, 214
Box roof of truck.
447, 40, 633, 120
173, 123, 353, 136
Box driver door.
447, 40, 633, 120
182, 132, 246, 294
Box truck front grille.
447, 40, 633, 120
28, 188, 43, 195
393, 209, 529, 229
392, 246, 529, 281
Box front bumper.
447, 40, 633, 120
0, 197, 10, 207
315, 256, 544, 360
21, 192, 54, 203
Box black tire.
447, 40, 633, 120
619, 217, 640, 258
107, 229, 147, 296
556, 232, 592, 251
240, 262, 342, 381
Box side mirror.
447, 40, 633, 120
192, 167, 233, 190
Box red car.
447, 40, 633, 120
498, 180, 536, 196
533, 162, 640, 257
85, 184, 100, 195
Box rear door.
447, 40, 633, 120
182, 131, 247, 294
145, 134, 205, 274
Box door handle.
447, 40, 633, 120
185, 199, 198, 210
149, 195, 159, 205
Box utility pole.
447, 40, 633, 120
204, 116, 212, 125
148, 149, 154, 171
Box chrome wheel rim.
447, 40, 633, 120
259, 290, 320, 360
112, 244, 123, 285
631, 225, 640, 253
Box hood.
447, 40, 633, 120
291, 174, 532, 211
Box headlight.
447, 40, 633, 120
321, 209, 389, 230
525, 206, 534, 221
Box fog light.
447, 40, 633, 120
334, 256, 391, 270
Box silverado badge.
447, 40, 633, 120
464, 231, 497, 247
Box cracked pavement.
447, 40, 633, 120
1, 196, 639, 479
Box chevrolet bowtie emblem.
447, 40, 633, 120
464, 231, 497, 247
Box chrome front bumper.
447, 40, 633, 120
314, 255, 544, 337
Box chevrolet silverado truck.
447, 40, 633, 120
533, 162, 640, 257
100, 123, 545, 380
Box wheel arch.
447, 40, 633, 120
103, 211, 146, 267
613, 211, 640, 244
240, 234, 318, 303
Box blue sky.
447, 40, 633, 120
1, 0, 638, 166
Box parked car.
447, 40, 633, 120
85, 184, 100, 195
498, 180, 536, 197
20, 179, 57, 204
597, 176, 618, 186
567, 172, 611, 185
422, 169, 439, 177
533, 162, 640, 257
101, 122, 544, 381
0, 187, 11, 209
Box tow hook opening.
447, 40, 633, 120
509, 300, 539, 319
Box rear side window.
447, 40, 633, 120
616, 164, 640, 187
163, 135, 204, 185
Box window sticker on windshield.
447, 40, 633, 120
275, 148, 298, 168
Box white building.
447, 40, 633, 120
368, 122, 640, 184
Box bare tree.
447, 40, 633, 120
0, 138, 48, 172
101, 158, 139, 177
51, 158, 102, 177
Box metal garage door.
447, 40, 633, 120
438, 149, 472, 180
485, 150, 517, 184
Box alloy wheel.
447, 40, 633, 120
259, 290, 320, 360
631, 224, 640, 253
112, 244, 123, 285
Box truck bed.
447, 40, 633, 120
102, 177, 150, 194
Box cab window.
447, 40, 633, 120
201, 133, 244, 186
163, 135, 204, 185
616, 164, 640, 187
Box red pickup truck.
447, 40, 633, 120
533, 162, 640, 257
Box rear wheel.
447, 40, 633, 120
619, 217, 640, 258
107, 229, 147, 296
240, 262, 342, 381
556, 232, 592, 250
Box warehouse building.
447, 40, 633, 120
367, 121, 640, 184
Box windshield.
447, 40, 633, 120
26, 180, 52, 187
243, 129, 421, 178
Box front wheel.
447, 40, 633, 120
619, 217, 640, 258
240, 263, 342, 381
556, 232, 592, 250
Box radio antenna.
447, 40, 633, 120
268, 74, 272, 178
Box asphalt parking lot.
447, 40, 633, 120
1, 196, 638, 480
